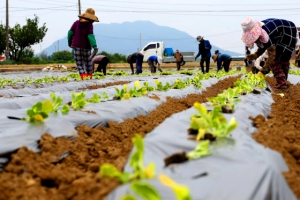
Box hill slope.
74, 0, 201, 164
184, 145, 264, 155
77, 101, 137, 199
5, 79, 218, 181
42, 20, 241, 57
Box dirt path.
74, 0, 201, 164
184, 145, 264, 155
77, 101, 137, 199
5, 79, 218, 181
251, 77, 300, 198
0, 76, 240, 200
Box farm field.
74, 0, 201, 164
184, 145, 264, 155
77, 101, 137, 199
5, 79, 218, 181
0, 66, 300, 200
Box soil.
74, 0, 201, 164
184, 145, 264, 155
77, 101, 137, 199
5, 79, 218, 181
78, 81, 131, 90
164, 150, 188, 167
0, 75, 241, 200
251, 77, 300, 199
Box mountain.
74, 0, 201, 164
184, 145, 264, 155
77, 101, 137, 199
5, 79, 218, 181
41, 20, 241, 57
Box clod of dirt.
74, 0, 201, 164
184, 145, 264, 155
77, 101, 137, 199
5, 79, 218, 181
249, 115, 266, 128
187, 128, 198, 135
252, 89, 261, 94
164, 150, 188, 167
222, 104, 233, 113
241, 90, 247, 95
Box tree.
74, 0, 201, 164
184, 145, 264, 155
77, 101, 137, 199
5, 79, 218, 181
51, 50, 73, 62
8, 15, 47, 62
0, 24, 6, 55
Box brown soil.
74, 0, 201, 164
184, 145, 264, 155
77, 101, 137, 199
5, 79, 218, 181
0, 75, 241, 200
78, 81, 131, 90
251, 77, 300, 198
0, 61, 245, 72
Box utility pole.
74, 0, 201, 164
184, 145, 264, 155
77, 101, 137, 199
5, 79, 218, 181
78, 0, 81, 15
5, 0, 9, 58
139, 33, 141, 51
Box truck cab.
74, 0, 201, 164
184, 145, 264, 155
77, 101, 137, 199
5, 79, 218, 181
140, 41, 195, 63
141, 42, 164, 62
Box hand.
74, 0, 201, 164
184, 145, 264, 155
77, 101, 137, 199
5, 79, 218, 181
260, 66, 271, 75
247, 53, 258, 61
251, 66, 258, 74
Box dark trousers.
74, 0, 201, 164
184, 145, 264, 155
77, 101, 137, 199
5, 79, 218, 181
96, 57, 109, 75
136, 57, 143, 74
176, 62, 181, 70
200, 57, 210, 73
223, 58, 232, 72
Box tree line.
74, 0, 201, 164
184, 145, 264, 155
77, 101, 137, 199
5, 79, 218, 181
0, 16, 127, 64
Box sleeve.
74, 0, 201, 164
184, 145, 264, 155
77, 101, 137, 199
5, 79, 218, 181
195, 44, 201, 58
217, 57, 221, 69
67, 30, 74, 47
88, 34, 97, 49
261, 46, 275, 74
205, 40, 212, 50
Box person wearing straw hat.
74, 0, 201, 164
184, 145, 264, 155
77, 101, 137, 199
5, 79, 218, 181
241, 17, 297, 89
147, 55, 163, 73
195, 36, 212, 73
212, 51, 232, 72
68, 8, 99, 80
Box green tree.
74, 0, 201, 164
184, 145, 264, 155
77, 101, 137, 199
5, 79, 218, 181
98, 51, 126, 63
51, 50, 73, 62
0, 24, 6, 54
8, 15, 47, 62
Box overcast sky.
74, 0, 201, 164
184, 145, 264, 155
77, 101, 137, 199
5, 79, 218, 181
1, 0, 300, 54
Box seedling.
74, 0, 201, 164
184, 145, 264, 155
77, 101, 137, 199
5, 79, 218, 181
100, 134, 156, 183
155, 80, 170, 91
71, 92, 88, 110
22, 100, 54, 123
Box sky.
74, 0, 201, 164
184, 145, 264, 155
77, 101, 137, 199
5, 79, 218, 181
1, 0, 300, 55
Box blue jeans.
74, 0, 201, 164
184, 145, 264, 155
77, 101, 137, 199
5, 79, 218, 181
136, 57, 143, 74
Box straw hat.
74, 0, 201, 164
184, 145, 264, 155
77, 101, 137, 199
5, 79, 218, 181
196, 36, 203, 42
212, 54, 218, 63
241, 17, 269, 48
78, 8, 99, 22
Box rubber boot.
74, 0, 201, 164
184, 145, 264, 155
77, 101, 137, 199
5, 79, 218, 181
274, 77, 287, 90
80, 73, 88, 80
87, 74, 93, 80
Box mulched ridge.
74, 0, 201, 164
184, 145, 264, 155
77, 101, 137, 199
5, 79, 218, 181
0, 75, 241, 200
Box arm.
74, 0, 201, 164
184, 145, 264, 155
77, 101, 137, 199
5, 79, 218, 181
260, 46, 275, 74
205, 40, 212, 50
247, 47, 265, 61
195, 44, 201, 59
217, 57, 222, 70
88, 34, 97, 49
67, 30, 74, 47
254, 50, 268, 70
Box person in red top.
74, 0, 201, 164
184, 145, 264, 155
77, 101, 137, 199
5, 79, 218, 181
68, 8, 99, 80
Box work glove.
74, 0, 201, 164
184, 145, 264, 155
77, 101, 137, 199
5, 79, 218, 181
257, 71, 265, 78
89, 48, 98, 60
260, 66, 271, 75
247, 53, 258, 62
251, 66, 259, 74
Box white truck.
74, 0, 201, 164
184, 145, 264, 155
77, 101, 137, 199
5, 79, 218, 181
140, 41, 195, 63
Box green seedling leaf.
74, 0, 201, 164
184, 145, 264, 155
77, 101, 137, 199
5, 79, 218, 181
187, 140, 212, 160
131, 181, 162, 200
277, 93, 284, 97
61, 104, 70, 114
99, 163, 131, 183
159, 174, 192, 200
120, 195, 137, 200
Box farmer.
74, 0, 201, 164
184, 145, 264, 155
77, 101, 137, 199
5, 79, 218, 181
241, 17, 297, 89
68, 8, 99, 80
212, 51, 232, 72
195, 36, 212, 73
174, 49, 183, 71
91, 55, 110, 75
127, 52, 144, 75
147, 55, 163, 73
244, 46, 252, 67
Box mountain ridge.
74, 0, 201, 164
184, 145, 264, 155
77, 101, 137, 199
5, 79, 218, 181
41, 20, 242, 57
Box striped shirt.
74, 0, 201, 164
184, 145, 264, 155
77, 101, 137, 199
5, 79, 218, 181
261, 18, 297, 61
